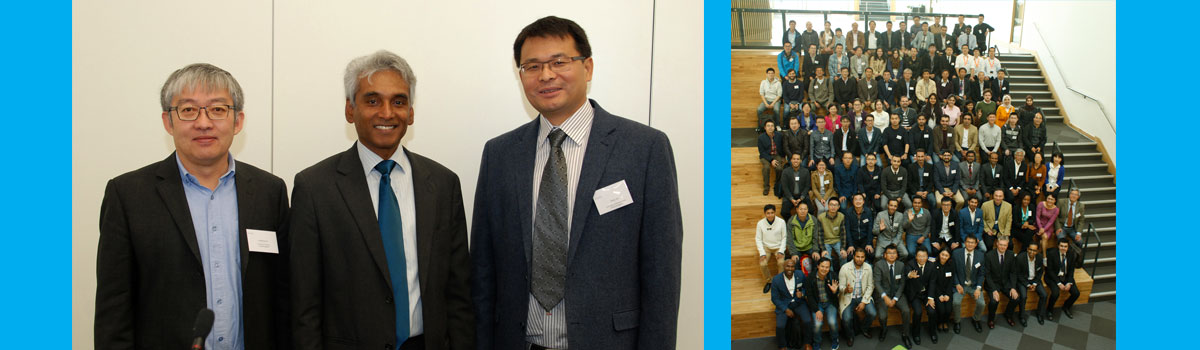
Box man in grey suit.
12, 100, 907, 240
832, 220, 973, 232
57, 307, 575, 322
471, 16, 684, 350
1056, 188, 1086, 250
290, 50, 474, 350
872, 244, 912, 348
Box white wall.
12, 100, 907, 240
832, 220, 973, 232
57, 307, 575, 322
72, 0, 704, 348
1021, 0, 1116, 164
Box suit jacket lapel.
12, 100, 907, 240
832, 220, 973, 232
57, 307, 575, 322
408, 148, 436, 287
333, 145, 394, 287
567, 101, 618, 265
235, 163, 253, 273
155, 153, 202, 264
515, 120, 539, 267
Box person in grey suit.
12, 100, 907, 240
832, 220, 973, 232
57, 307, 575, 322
872, 244, 913, 348
873, 199, 908, 260
780, 153, 812, 220
959, 150, 983, 203
471, 16, 684, 350
96, 63, 291, 350
951, 236, 987, 334
290, 50, 474, 350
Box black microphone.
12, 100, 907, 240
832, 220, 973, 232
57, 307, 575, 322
190, 308, 215, 350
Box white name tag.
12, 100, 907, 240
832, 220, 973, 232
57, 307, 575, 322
923, 134, 929, 139
247, 229, 279, 254
823, 136, 829, 141
951, 169, 957, 174
924, 172, 930, 176
897, 176, 904, 180
1058, 271, 1064, 276
887, 87, 893, 90
594, 180, 635, 215
945, 272, 952, 277
868, 84, 873, 88
975, 262, 981, 268
976, 218, 981, 222
949, 222, 955, 226
909, 86, 915, 90
863, 219, 869, 223
994, 174, 1000, 178
1018, 172, 1024, 176
896, 274, 902, 279
928, 257, 937, 262
946, 133, 953, 138
873, 175, 879, 180
896, 135, 902, 140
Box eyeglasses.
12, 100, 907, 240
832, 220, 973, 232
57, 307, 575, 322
168, 104, 235, 121
518, 56, 587, 77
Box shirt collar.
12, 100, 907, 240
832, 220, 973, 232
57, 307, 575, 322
356, 140, 412, 178
537, 100, 594, 149
176, 152, 236, 186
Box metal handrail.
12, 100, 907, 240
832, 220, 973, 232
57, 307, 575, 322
1069, 178, 1077, 192
731, 8, 988, 50
1052, 141, 1060, 156
1030, 22, 1115, 132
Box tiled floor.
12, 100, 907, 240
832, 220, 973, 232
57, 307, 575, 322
731, 300, 1115, 350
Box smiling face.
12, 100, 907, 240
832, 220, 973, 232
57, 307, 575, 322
162, 87, 243, 169
519, 35, 593, 123
345, 69, 413, 159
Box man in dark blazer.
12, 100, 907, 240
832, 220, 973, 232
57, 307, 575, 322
1046, 238, 1081, 320
472, 16, 683, 350
1012, 241, 1047, 325
290, 50, 473, 350
96, 63, 291, 350
951, 236, 986, 333
984, 237, 1018, 329
904, 247, 935, 345
771, 259, 813, 349
991, 70, 1011, 100
873, 245, 911, 347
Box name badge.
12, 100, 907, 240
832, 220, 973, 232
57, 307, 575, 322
896, 135, 902, 140
873, 175, 879, 180
949, 222, 955, 226
593, 180, 635, 215
941, 83, 947, 87
1036, 173, 1043, 178
1011, 135, 1018, 139
868, 84, 873, 88
1058, 271, 1064, 276
951, 169, 957, 174
928, 257, 937, 262
863, 219, 870, 223
946, 133, 953, 138
794, 85, 799, 89
924, 172, 930, 177
976, 218, 981, 222
247, 229, 280, 254
909, 86, 915, 90
975, 262, 981, 268
897, 176, 904, 180
795, 175, 800, 181
923, 134, 929, 138
895, 274, 902, 279
945, 272, 952, 277
887, 86, 893, 91
994, 174, 1000, 178
823, 136, 829, 141
1018, 172, 1024, 176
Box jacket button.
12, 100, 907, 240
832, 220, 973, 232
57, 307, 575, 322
386, 297, 393, 304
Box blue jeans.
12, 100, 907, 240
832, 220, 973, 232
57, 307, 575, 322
823, 242, 844, 267
813, 302, 839, 349
840, 297, 878, 336
906, 234, 932, 259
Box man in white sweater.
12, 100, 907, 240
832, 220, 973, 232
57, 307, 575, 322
758, 204, 787, 293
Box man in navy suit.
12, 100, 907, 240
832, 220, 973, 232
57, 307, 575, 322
471, 16, 684, 350
771, 259, 813, 349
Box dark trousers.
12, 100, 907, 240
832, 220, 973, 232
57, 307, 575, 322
1016, 283, 1047, 319
986, 289, 1015, 320
1049, 283, 1080, 312
777, 302, 813, 348
908, 296, 931, 335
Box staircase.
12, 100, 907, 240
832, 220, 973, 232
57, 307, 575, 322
857, 0, 892, 22
997, 53, 1116, 302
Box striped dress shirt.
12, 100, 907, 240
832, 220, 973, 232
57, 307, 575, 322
527, 101, 594, 348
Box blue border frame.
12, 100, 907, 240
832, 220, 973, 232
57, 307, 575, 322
704, 0, 732, 349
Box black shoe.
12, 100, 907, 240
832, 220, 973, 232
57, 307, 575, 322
878, 328, 887, 341
1020, 318, 1028, 327
1047, 312, 1055, 321
987, 320, 995, 329
763, 189, 769, 195
953, 322, 961, 334
972, 320, 983, 333
1063, 308, 1074, 319
930, 332, 938, 344
863, 326, 873, 339
902, 335, 912, 348
1036, 315, 1045, 325
762, 282, 771, 294
912, 333, 921, 345
1006, 316, 1016, 327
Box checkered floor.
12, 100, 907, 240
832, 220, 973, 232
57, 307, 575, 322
731, 300, 1115, 350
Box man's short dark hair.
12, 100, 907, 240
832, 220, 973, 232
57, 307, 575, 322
885, 244, 897, 252
767, 68, 776, 73
787, 68, 796, 74
764, 204, 777, 212
513, 16, 592, 66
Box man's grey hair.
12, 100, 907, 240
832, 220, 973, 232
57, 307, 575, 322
160, 63, 245, 112
344, 50, 417, 105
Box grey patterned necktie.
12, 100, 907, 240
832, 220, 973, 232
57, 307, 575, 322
533, 129, 569, 311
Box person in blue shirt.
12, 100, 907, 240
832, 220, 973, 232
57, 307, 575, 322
778, 42, 800, 80
958, 197, 986, 251
832, 151, 860, 205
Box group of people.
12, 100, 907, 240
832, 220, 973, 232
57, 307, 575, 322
95, 16, 684, 350
762, 231, 1081, 350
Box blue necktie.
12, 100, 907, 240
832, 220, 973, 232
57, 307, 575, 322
375, 160, 409, 345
